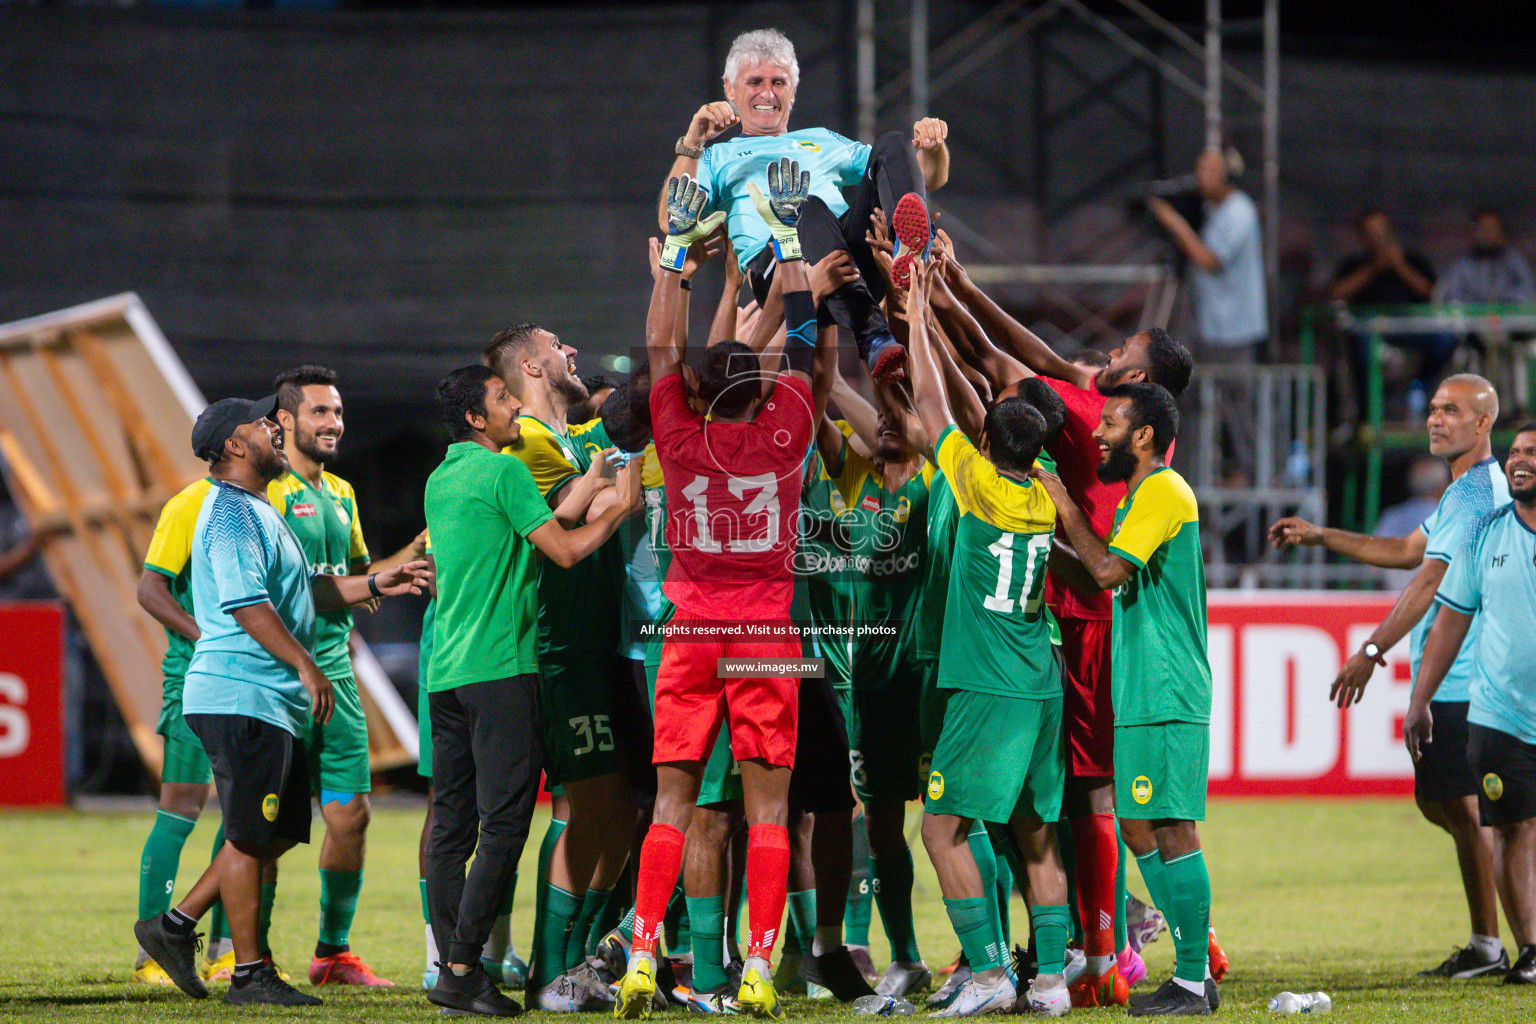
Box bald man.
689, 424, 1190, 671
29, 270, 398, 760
1271, 374, 1511, 979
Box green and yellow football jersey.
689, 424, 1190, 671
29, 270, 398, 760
1107, 467, 1211, 725
267, 470, 369, 680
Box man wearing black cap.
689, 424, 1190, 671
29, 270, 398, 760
134, 396, 430, 1008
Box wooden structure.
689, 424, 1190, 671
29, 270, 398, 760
0, 294, 416, 779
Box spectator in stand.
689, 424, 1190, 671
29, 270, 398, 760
1376, 456, 1450, 591
1436, 209, 1535, 306
1331, 209, 1455, 419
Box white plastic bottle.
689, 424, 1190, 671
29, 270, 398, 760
853, 994, 917, 1016
1268, 991, 1332, 1014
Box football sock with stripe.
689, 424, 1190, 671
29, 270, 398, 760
746, 824, 791, 961
534, 884, 580, 984
943, 896, 1005, 974
966, 822, 1004, 957
1071, 813, 1119, 962
631, 823, 686, 961
1163, 850, 1211, 987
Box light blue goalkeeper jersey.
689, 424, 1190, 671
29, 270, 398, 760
1409, 457, 1508, 703
1437, 501, 1536, 744
697, 127, 872, 269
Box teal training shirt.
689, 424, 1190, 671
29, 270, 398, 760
1409, 458, 1509, 703
1437, 503, 1536, 745
698, 127, 872, 268
183, 481, 316, 736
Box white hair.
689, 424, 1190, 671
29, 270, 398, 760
723, 28, 799, 89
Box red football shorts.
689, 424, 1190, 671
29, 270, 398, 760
653, 619, 800, 770
1058, 616, 1115, 778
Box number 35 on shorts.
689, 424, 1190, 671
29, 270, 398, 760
568, 715, 615, 757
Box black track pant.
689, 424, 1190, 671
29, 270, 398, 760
426, 674, 543, 966
748, 130, 925, 356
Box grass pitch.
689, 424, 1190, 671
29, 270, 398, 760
0, 797, 1524, 1021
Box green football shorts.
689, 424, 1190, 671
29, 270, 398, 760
846, 664, 928, 803
925, 690, 1064, 824
1114, 722, 1208, 821
160, 705, 213, 786
304, 674, 372, 795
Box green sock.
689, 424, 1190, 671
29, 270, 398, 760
257, 881, 278, 956
1030, 904, 1070, 976
1113, 831, 1129, 952
618, 904, 636, 944
588, 879, 623, 956
873, 849, 921, 963
533, 885, 580, 987
138, 810, 196, 920
208, 820, 229, 944
568, 888, 609, 968
845, 817, 873, 946
993, 838, 1015, 951
784, 889, 816, 956
420, 878, 431, 922
965, 824, 1002, 957
317, 869, 362, 950
687, 895, 728, 991
944, 896, 1004, 973
1163, 850, 1212, 985
529, 818, 567, 985
1135, 849, 1173, 920
664, 879, 690, 952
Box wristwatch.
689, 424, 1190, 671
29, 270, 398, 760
1361, 641, 1383, 661
674, 136, 704, 159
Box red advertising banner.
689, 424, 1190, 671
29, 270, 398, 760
0, 602, 67, 806
1207, 592, 1410, 796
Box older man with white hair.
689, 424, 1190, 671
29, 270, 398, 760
660, 27, 950, 385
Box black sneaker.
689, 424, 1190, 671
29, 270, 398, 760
801, 946, 876, 1001
225, 962, 323, 1006
429, 963, 523, 1017
1503, 945, 1536, 985
1206, 977, 1220, 1011
133, 916, 208, 999
1128, 978, 1212, 1017
1418, 943, 1510, 979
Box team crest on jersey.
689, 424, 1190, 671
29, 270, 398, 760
830, 489, 848, 513
927, 771, 945, 800
332, 503, 350, 526
1484, 773, 1505, 801
1132, 776, 1153, 804
894, 496, 911, 523
860, 494, 881, 513
262, 794, 280, 821
794, 140, 822, 152
292, 503, 316, 517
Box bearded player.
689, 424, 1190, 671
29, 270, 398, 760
615, 159, 834, 1019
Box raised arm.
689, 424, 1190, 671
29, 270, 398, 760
1031, 467, 1136, 591
526, 460, 643, 568
1269, 518, 1427, 570
927, 313, 987, 442
941, 256, 1091, 389
311, 560, 432, 612
912, 117, 950, 192
651, 175, 725, 379
931, 255, 1027, 389
657, 102, 738, 232
904, 260, 952, 460
707, 235, 746, 347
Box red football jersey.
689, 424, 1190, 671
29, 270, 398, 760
650, 371, 814, 620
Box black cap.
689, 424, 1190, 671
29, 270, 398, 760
191, 394, 280, 462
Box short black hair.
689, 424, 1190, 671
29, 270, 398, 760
628, 360, 653, 428
1018, 377, 1067, 441
273, 365, 338, 418
1102, 380, 1180, 454
1511, 420, 1536, 444
695, 341, 761, 419
1142, 327, 1193, 397
482, 322, 544, 379
601, 380, 652, 453
1071, 348, 1110, 368
982, 398, 1047, 474
437, 365, 498, 442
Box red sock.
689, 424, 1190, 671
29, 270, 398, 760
1072, 812, 1119, 957
632, 823, 686, 957
745, 823, 791, 962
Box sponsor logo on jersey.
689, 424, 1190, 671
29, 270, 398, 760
794, 141, 822, 152
860, 495, 881, 513
292, 503, 316, 517
1132, 776, 1153, 804
927, 770, 945, 800
262, 793, 280, 821
1484, 773, 1505, 801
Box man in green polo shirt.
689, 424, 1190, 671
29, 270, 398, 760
422, 365, 640, 1018
1032, 381, 1215, 1017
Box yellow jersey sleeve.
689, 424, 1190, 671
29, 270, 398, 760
265, 475, 296, 516
507, 417, 581, 500
143, 478, 212, 578
1108, 470, 1198, 569
325, 472, 371, 568
936, 425, 1055, 533
640, 441, 665, 489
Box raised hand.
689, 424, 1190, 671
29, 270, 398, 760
685, 101, 738, 149
1269, 516, 1323, 549
911, 116, 948, 151
660, 174, 727, 272
747, 157, 811, 261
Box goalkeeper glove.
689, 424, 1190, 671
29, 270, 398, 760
746, 156, 811, 262
659, 174, 726, 273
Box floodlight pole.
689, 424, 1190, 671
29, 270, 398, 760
1204, 0, 1221, 148
857, 0, 877, 142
